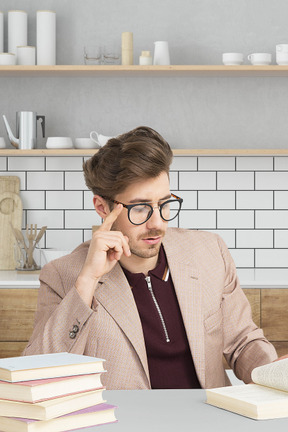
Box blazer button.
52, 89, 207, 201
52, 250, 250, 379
69, 331, 76, 339
72, 325, 79, 333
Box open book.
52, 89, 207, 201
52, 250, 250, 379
206, 358, 288, 420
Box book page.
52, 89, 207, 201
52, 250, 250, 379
208, 383, 288, 404
251, 358, 288, 392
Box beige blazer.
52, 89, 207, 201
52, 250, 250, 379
24, 228, 277, 389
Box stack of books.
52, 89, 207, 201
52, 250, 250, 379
0, 352, 117, 431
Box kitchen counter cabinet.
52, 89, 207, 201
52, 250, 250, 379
0, 288, 38, 358
0, 283, 287, 360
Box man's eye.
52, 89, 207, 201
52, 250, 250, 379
133, 205, 149, 213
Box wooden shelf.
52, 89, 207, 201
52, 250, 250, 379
0, 149, 98, 156
1, 65, 288, 77
1, 149, 288, 156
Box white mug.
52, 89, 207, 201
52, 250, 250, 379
276, 53, 288, 65
46, 137, 73, 149
0, 137, 6, 148
248, 53, 271, 65
222, 52, 243, 65
0, 53, 16, 65
153, 41, 170, 65
17, 46, 36, 65
276, 44, 288, 53
90, 131, 113, 147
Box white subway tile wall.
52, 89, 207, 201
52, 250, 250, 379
0, 158, 6, 171
274, 157, 288, 171
0, 154, 288, 271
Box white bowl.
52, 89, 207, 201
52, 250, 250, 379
74, 138, 99, 149
222, 53, 243, 66
46, 137, 73, 149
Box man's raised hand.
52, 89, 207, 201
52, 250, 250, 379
75, 204, 130, 306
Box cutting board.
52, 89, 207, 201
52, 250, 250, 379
0, 177, 22, 270
0, 176, 20, 214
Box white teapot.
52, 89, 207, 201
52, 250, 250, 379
90, 131, 114, 147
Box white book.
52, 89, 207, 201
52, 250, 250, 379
0, 353, 105, 382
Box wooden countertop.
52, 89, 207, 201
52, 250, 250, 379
0, 270, 287, 289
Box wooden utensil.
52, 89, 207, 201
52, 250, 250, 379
9, 224, 28, 251
26, 224, 37, 268
32, 226, 47, 250
9, 223, 27, 265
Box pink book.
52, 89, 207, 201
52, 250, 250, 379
0, 373, 104, 403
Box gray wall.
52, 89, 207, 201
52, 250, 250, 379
1, 0, 288, 148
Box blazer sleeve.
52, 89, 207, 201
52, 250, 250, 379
23, 261, 96, 356
217, 235, 278, 383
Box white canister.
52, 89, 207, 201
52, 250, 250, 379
153, 41, 170, 65
0, 11, 3, 53
139, 50, 152, 65
37, 10, 56, 65
8, 10, 27, 56
0, 53, 16, 65
17, 46, 36, 65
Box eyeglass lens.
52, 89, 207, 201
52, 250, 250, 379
129, 199, 181, 225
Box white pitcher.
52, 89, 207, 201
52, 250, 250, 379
153, 41, 170, 65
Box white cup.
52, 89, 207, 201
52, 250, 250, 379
46, 137, 73, 149
0, 53, 16, 65
90, 131, 113, 147
248, 53, 272, 65
75, 137, 98, 149
276, 52, 288, 65
17, 46, 36, 65
276, 44, 288, 53
0, 137, 6, 148
222, 52, 243, 65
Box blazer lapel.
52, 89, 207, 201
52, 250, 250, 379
163, 234, 206, 388
94, 263, 150, 385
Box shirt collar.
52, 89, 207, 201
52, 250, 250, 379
121, 245, 169, 287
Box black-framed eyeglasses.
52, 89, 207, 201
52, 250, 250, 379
103, 193, 183, 225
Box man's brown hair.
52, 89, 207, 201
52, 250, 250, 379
83, 126, 173, 199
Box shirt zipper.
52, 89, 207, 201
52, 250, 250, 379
145, 276, 170, 343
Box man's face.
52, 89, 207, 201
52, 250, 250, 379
111, 171, 170, 260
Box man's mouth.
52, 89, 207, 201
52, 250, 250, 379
141, 236, 162, 245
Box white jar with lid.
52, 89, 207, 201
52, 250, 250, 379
139, 50, 152, 65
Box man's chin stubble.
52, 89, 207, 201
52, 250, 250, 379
129, 243, 161, 259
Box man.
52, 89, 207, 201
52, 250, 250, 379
24, 126, 278, 389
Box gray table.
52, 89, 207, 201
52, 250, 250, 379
74, 389, 288, 432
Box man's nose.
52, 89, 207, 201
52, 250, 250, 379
146, 206, 163, 229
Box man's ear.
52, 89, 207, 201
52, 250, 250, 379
93, 195, 110, 219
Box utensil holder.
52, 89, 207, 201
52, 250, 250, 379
14, 244, 41, 271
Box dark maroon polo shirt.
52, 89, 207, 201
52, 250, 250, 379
121, 245, 201, 389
